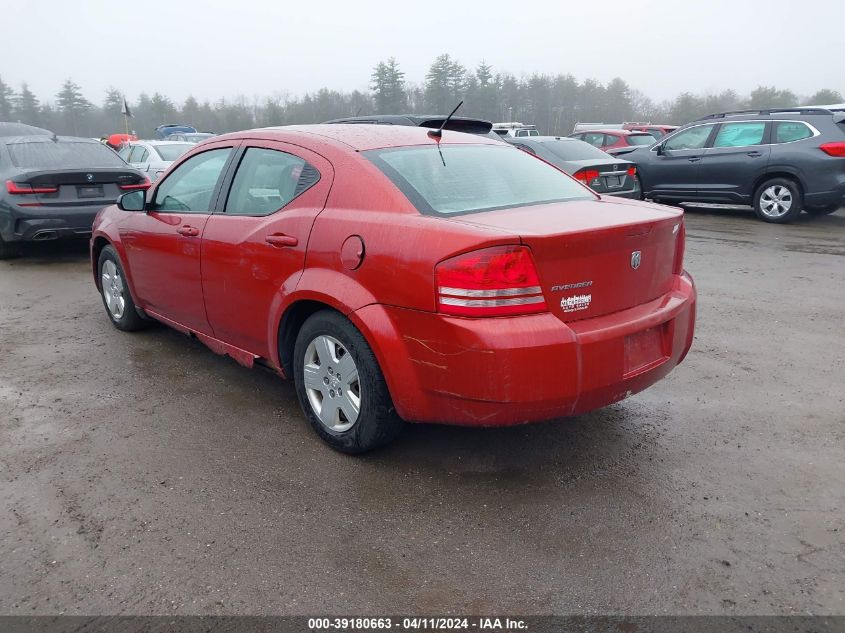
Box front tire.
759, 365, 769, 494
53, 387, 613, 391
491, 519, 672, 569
754, 178, 802, 223
293, 310, 403, 453
98, 245, 147, 331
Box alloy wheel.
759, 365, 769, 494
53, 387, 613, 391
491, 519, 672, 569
759, 185, 793, 218
303, 335, 361, 432
101, 259, 126, 320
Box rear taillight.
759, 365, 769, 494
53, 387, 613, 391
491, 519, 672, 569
574, 169, 600, 184
673, 220, 686, 275
626, 166, 637, 177
819, 142, 845, 157
435, 245, 547, 317
5, 180, 59, 194
120, 176, 151, 191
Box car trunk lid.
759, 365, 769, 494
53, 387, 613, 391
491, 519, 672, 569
9, 168, 148, 206
450, 199, 683, 321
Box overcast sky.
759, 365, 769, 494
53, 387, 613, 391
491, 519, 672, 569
2, 0, 841, 106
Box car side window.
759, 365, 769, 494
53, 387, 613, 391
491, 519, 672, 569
583, 133, 605, 147
129, 146, 149, 163
152, 148, 232, 213
713, 122, 766, 148
224, 147, 320, 216
118, 146, 132, 161
663, 125, 713, 151
603, 134, 619, 146
775, 122, 813, 143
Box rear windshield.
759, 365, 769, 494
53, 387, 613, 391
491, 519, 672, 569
365, 144, 593, 216
154, 143, 192, 161
543, 139, 611, 161
627, 134, 656, 146
7, 140, 125, 170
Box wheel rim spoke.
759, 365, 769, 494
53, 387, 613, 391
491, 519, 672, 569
303, 334, 361, 433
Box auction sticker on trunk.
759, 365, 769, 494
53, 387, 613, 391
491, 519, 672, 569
561, 293, 592, 312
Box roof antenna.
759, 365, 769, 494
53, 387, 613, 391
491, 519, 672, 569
428, 100, 463, 139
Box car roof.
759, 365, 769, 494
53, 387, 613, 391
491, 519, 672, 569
579, 129, 653, 136
3, 135, 98, 145
216, 124, 504, 152
324, 114, 493, 134
137, 139, 192, 146
513, 136, 581, 144
0, 122, 53, 137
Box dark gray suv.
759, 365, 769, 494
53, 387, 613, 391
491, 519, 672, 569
615, 108, 845, 223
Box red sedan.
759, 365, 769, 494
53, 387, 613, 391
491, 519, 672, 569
91, 125, 696, 453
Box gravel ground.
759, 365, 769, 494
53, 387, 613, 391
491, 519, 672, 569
0, 207, 843, 615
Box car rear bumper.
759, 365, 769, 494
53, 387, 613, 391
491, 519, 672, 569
603, 188, 641, 199
356, 272, 696, 426
0, 202, 108, 242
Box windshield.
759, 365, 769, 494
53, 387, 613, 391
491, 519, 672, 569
185, 134, 213, 142
154, 143, 192, 161
7, 140, 125, 169
628, 134, 656, 146
543, 139, 611, 161
366, 144, 593, 216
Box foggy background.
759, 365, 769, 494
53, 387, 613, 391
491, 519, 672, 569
1, 0, 842, 136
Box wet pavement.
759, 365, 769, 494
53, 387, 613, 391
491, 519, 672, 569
1, 207, 843, 615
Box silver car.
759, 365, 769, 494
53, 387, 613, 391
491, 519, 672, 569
167, 132, 215, 143
117, 140, 192, 181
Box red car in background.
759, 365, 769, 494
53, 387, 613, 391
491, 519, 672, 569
570, 129, 658, 152
91, 125, 696, 453
623, 123, 678, 138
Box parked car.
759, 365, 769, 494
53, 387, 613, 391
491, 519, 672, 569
611, 107, 845, 222
154, 124, 197, 139
569, 129, 657, 152
117, 140, 193, 181
168, 132, 216, 143
492, 122, 540, 137
505, 135, 641, 198
91, 125, 696, 453
325, 114, 494, 136
1, 135, 148, 258
623, 123, 678, 138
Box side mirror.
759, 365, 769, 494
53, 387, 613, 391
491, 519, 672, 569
118, 190, 146, 212
656, 143, 667, 156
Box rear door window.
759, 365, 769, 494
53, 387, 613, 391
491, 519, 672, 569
713, 122, 766, 148
152, 148, 233, 213
602, 134, 619, 146
774, 122, 813, 143
583, 133, 605, 147
224, 147, 320, 216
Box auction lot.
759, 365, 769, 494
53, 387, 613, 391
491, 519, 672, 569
1, 208, 843, 615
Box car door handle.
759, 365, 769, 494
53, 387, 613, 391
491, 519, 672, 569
176, 225, 200, 237
265, 233, 298, 248
747, 151, 763, 157
687, 157, 701, 162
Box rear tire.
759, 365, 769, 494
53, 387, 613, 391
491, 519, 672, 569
98, 245, 147, 331
0, 235, 21, 260
753, 178, 802, 223
293, 310, 403, 453
804, 204, 839, 216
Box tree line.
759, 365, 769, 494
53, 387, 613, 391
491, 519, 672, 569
1, 54, 841, 139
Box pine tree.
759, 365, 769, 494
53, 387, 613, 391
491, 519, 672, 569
371, 57, 407, 114
55, 79, 93, 135
14, 83, 40, 126
0, 75, 14, 120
